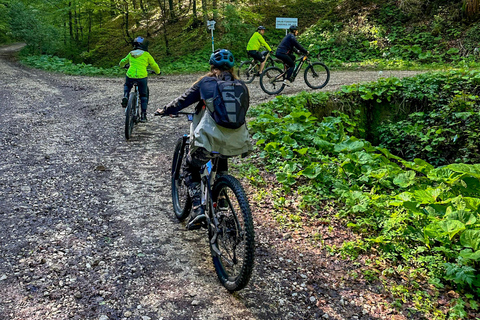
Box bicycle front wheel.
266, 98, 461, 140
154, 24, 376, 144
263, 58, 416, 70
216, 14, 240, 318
259, 66, 285, 95
238, 61, 256, 84
210, 175, 255, 292
304, 62, 330, 89
171, 137, 192, 220
124, 92, 137, 140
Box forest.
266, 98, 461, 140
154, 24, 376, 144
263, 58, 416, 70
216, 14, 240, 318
2, 0, 480, 72
2, 0, 480, 319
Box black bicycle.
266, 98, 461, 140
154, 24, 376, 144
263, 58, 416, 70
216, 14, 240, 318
124, 81, 148, 140
237, 51, 277, 84
259, 54, 330, 95
164, 112, 255, 292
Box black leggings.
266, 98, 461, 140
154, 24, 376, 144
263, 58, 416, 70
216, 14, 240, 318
184, 147, 229, 185
275, 52, 295, 80
124, 76, 149, 112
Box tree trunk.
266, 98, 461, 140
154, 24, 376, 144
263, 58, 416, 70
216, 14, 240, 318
123, 1, 131, 41
192, 0, 197, 18
168, 0, 175, 20
212, 0, 218, 21
74, 4, 79, 42
87, 10, 92, 52
201, 0, 207, 27
68, 2, 73, 40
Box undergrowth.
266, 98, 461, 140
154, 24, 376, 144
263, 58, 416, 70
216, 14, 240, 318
242, 70, 480, 319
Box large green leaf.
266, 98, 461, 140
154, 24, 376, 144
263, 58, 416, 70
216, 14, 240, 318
334, 138, 365, 153
438, 220, 465, 240
301, 163, 322, 179
447, 210, 477, 225
393, 171, 416, 188
459, 249, 480, 262
460, 230, 480, 251
425, 220, 465, 240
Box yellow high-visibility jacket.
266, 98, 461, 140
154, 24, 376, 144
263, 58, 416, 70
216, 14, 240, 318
246, 32, 272, 52
119, 50, 160, 79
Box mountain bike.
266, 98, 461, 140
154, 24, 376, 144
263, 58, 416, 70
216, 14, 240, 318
161, 111, 255, 292
237, 51, 277, 84
124, 70, 158, 140
124, 81, 147, 140
259, 54, 330, 95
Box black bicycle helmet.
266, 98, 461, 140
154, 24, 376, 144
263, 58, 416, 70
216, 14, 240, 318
257, 26, 266, 31
133, 36, 145, 49
289, 25, 298, 33
209, 49, 235, 69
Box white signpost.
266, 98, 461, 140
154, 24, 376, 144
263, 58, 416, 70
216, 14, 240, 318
276, 17, 298, 34
207, 20, 216, 52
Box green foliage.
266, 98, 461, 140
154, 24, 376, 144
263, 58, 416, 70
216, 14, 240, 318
0, 0, 11, 44
246, 70, 480, 305
9, 1, 60, 55
21, 55, 125, 76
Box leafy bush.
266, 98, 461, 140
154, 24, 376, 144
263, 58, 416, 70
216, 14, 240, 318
246, 71, 480, 305
21, 55, 125, 76
377, 94, 480, 165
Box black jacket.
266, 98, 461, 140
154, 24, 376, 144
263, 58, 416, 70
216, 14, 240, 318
164, 73, 237, 115
276, 33, 308, 55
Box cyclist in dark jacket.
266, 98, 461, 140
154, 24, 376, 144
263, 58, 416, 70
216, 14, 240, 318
275, 25, 309, 84
155, 49, 252, 230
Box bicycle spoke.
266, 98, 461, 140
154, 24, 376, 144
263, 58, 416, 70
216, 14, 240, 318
210, 175, 254, 291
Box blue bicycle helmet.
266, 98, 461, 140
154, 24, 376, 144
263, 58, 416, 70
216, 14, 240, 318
133, 36, 145, 49
209, 49, 235, 69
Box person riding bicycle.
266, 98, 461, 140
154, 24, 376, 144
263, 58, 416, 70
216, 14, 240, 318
246, 26, 272, 75
119, 36, 160, 122
275, 25, 309, 85
155, 49, 252, 230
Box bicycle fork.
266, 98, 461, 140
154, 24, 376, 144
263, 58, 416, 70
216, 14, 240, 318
200, 160, 225, 259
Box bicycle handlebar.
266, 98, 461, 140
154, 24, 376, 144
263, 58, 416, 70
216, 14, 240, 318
154, 110, 194, 117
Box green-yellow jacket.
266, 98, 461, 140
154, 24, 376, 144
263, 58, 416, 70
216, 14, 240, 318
246, 32, 272, 52
119, 49, 160, 79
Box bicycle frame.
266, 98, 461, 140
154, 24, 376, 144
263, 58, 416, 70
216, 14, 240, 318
278, 55, 309, 82
200, 157, 225, 257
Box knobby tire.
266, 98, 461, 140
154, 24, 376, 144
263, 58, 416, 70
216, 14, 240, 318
238, 61, 256, 84
210, 175, 255, 292
259, 66, 285, 95
124, 92, 137, 140
304, 62, 330, 89
171, 138, 192, 220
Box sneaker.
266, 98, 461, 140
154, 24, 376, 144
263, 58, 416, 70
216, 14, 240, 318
121, 97, 128, 108
139, 112, 147, 123
217, 196, 229, 211
187, 205, 206, 230
283, 79, 292, 86
187, 183, 206, 230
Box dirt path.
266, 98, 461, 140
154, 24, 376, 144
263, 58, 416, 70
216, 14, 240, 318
0, 44, 423, 320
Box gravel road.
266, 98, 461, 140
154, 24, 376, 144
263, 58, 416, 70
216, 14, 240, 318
0, 43, 423, 320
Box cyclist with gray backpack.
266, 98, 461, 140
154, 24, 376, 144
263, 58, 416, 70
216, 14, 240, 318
155, 49, 252, 230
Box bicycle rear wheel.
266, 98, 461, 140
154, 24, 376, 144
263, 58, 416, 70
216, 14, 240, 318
304, 62, 330, 89
259, 66, 285, 95
263, 57, 278, 79
210, 175, 255, 292
124, 92, 137, 140
171, 137, 192, 220
237, 61, 256, 84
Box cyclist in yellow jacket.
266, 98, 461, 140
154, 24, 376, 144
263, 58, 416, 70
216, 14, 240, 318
246, 26, 272, 75
119, 36, 160, 122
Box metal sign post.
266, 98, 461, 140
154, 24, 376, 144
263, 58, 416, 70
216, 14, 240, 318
275, 17, 298, 35
207, 20, 216, 52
